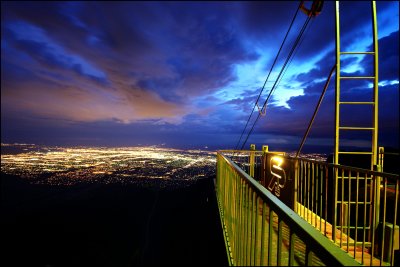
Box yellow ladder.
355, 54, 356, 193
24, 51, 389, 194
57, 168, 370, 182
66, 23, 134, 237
334, 1, 379, 169
333, 1, 379, 249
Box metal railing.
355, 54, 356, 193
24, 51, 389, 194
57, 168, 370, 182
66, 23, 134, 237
217, 149, 399, 266
295, 157, 399, 266
216, 151, 361, 266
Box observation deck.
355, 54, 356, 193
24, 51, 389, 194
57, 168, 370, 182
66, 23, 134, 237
215, 147, 399, 266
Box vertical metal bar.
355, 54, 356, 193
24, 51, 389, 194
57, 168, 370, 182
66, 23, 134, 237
268, 209, 273, 266
248, 189, 252, 266
294, 159, 299, 213
250, 192, 255, 265
243, 183, 248, 265
246, 186, 251, 265
311, 162, 315, 226
315, 163, 319, 228
334, 0, 340, 167
233, 173, 239, 263
241, 180, 247, 266
227, 169, 231, 258
254, 196, 260, 266
289, 230, 295, 266
249, 190, 253, 265
319, 165, 323, 231
333, 166, 338, 244
260, 202, 266, 266
325, 166, 329, 237
237, 174, 242, 264
390, 180, 399, 266
234, 173, 238, 257
375, 165, 382, 235
379, 147, 384, 171
340, 168, 344, 247
307, 162, 311, 222
371, 1, 379, 170
334, 1, 340, 245
250, 144, 255, 177
355, 172, 359, 259
236, 174, 241, 265
243, 184, 251, 265
347, 170, 351, 252
380, 177, 387, 266
299, 161, 306, 219
277, 218, 283, 266
305, 246, 313, 266
362, 173, 368, 264
370, 175, 376, 266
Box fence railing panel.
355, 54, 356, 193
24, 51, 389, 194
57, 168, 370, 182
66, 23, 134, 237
216, 151, 362, 266
217, 150, 399, 266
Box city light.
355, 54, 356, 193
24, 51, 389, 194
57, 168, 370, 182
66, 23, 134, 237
1, 144, 216, 186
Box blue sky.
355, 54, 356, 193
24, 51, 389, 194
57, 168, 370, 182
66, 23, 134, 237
1, 1, 399, 152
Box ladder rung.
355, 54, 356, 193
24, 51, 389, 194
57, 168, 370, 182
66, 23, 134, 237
340, 51, 375, 55
339, 101, 374, 105
338, 151, 373, 155
339, 127, 374, 130
340, 76, 375, 79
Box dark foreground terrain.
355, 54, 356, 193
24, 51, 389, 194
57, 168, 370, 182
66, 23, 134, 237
1, 173, 227, 266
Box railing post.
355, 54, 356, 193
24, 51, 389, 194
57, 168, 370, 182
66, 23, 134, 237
373, 164, 382, 234
379, 146, 384, 171
261, 145, 268, 186
250, 144, 255, 178
293, 159, 299, 213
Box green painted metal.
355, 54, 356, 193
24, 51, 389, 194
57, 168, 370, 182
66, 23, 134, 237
216, 151, 364, 266
217, 149, 399, 266
249, 144, 255, 178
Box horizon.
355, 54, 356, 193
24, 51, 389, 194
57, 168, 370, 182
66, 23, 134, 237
1, 2, 399, 151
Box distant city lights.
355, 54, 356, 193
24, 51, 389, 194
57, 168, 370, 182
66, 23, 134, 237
1, 144, 216, 186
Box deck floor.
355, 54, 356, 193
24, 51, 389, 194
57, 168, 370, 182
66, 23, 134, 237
295, 203, 390, 266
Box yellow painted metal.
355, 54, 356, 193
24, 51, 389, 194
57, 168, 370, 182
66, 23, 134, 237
249, 144, 255, 177
340, 76, 375, 79
334, 1, 380, 251
334, 3, 340, 243
217, 149, 399, 265
334, 0, 379, 168
216, 150, 375, 266
334, 0, 340, 167
339, 102, 375, 104
371, 1, 379, 170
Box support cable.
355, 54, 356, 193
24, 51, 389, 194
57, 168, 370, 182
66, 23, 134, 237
295, 64, 336, 158
233, 2, 303, 153
240, 15, 312, 151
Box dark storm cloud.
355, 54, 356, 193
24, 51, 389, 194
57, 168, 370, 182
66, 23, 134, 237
361, 31, 399, 82
2, 2, 254, 125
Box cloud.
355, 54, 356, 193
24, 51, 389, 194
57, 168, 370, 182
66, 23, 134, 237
1, 2, 398, 150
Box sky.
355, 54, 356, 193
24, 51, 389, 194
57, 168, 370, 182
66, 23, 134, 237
1, 1, 399, 152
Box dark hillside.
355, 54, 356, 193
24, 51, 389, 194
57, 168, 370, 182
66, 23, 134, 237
1, 173, 227, 266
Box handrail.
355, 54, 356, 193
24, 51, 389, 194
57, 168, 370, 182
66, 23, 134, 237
216, 151, 362, 266
221, 149, 398, 179
218, 149, 399, 266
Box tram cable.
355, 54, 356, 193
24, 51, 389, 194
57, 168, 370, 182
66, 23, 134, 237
233, 2, 303, 153
239, 15, 313, 151
295, 64, 336, 158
